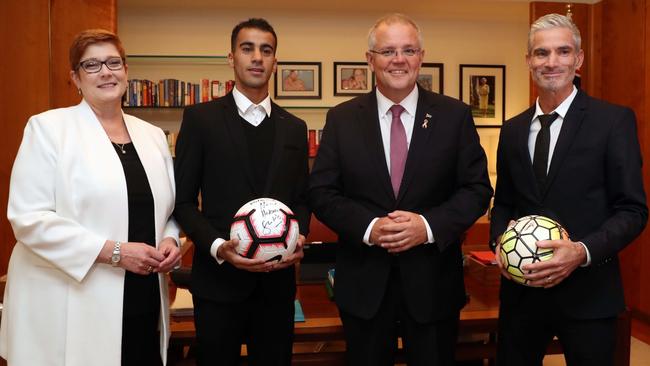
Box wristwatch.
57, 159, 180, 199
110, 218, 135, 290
111, 241, 122, 267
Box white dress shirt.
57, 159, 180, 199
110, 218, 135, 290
362, 86, 435, 245
528, 86, 577, 172
210, 87, 273, 263
528, 86, 591, 266
232, 86, 272, 126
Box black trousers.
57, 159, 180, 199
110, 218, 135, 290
340, 267, 459, 366
121, 310, 162, 366
193, 286, 295, 366
497, 300, 617, 366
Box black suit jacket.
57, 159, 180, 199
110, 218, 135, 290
174, 92, 310, 303
490, 90, 647, 318
308, 87, 492, 322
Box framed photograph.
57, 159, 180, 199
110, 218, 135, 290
417, 62, 444, 94
334, 62, 373, 96
275, 62, 321, 99
459, 64, 505, 126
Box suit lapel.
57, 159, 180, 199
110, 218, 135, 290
516, 107, 540, 196
264, 103, 288, 195
542, 90, 587, 198
398, 88, 436, 202
222, 94, 256, 192
359, 91, 395, 201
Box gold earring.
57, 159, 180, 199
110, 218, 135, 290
78, 88, 82, 95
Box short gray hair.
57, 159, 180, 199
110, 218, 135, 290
368, 13, 423, 50
528, 13, 581, 54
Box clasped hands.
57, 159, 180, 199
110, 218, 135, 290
119, 237, 182, 275
217, 235, 306, 273
370, 210, 428, 253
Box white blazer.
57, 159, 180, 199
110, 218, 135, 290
0, 100, 179, 366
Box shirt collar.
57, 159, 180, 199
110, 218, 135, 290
376, 85, 419, 118
533, 85, 578, 121
232, 86, 272, 118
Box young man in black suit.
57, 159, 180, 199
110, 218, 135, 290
490, 13, 647, 366
174, 18, 310, 366
308, 13, 492, 366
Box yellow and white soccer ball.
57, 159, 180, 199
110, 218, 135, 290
499, 215, 568, 286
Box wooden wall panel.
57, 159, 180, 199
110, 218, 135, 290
0, 0, 117, 276
644, 0, 650, 321
586, 3, 602, 99
600, 0, 648, 317
0, 0, 51, 276
50, 0, 118, 108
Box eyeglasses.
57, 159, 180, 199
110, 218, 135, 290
77, 57, 124, 73
369, 48, 421, 58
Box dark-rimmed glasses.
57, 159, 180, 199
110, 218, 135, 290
77, 57, 124, 73
368, 48, 421, 58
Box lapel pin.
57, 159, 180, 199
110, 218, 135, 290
422, 113, 432, 128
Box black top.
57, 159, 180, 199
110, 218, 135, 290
112, 142, 160, 316
240, 115, 275, 195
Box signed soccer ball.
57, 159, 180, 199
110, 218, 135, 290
230, 198, 299, 263
499, 215, 568, 286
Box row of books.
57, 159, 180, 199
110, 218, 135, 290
123, 78, 235, 107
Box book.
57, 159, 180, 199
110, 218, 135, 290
468, 251, 497, 266
327, 268, 335, 287
308, 129, 317, 157
225, 80, 235, 94
211, 80, 220, 100
294, 299, 305, 322
201, 79, 210, 103
325, 268, 335, 301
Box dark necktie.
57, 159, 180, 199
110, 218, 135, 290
389, 104, 407, 197
533, 112, 559, 188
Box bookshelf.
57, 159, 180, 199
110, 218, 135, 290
123, 54, 330, 133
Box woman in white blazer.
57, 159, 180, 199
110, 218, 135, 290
0, 29, 181, 366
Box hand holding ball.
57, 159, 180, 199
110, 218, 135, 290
230, 198, 299, 263
499, 215, 568, 286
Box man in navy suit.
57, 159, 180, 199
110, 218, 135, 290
174, 18, 310, 366
490, 13, 647, 366
309, 13, 492, 366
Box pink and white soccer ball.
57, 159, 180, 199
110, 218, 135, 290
229, 198, 299, 263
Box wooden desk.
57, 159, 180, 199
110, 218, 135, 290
168, 247, 631, 365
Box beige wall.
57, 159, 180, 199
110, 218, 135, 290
118, 5, 533, 186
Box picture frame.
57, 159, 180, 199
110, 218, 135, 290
417, 62, 444, 94
334, 62, 374, 96
459, 64, 505, 127
275, 62, 321, 99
